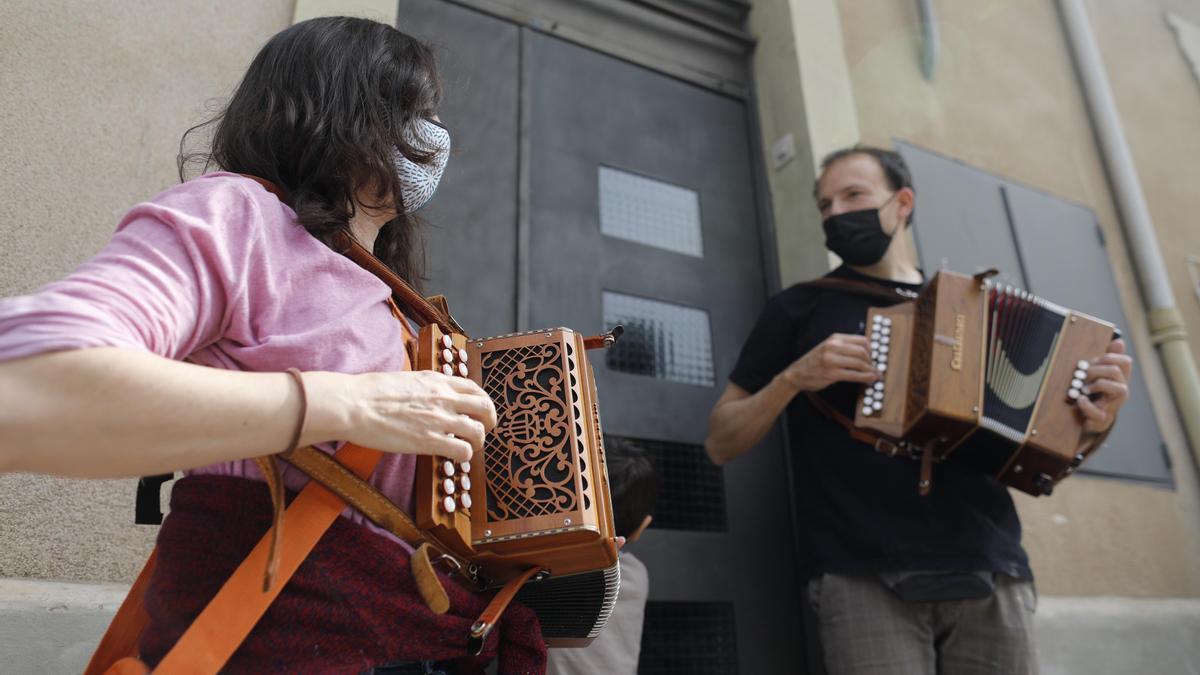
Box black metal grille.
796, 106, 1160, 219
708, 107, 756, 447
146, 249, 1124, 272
611, 435, 727, 532
639, 601, 739, 674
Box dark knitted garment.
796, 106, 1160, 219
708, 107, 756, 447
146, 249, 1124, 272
139, 475, 546, 674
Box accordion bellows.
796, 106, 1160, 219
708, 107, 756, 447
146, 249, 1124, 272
855, 270, 1116, 496
413, 325, 620, 645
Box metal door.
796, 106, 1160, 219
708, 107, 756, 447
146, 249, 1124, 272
402, 2, 803, 671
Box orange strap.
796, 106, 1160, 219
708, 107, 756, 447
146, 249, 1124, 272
152, 442, 384, 673
83, 547, 159, 675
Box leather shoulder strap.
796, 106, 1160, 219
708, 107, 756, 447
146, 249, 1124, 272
152, 443, 385, 674
801, 277, 917, 305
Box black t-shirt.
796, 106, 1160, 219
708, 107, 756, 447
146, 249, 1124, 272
730, 266, 1032, 581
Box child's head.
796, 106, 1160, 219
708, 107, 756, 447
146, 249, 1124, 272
604, 436, 657, 543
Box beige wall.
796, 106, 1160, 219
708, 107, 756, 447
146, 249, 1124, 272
0, 1, 293, 582
827, 0, 1200, 597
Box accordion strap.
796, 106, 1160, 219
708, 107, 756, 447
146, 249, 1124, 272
804, 392, 935, 496
801, 276, 917, 304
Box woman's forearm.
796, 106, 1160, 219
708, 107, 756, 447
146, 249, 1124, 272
0, 347, 346, 478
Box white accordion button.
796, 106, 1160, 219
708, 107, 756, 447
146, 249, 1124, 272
459, 475, 472, 491
862, 405, 873, 416
881, 326, 891, 336
1074, 369, 1088, 380
458, 493, 473, 510
441, 334, 453, 349
442, 496, 457, 513
873, 315, 883, 324
872, 401, 883, 411
441, 364, 454, 377
457, 362, 469, 378
441, 460, 456, 477
871, 341, 880, 350
1067, 388, 1081, 400
442, 348, 455, 363
442, 478, 456, 494
880, 344, 889, 354
459, 461, 471, 474
458, 348, 469, 363
1077, 359, 1090, 371
1071, 378, 1084, 389
874, 382, 884, 391
882, 317, 893, 326
878, 354, 888, 363
881, 336, 891, 345
877, 362, 887, 372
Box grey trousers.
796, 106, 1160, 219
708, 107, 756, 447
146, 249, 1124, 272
807, 573, 1038, 675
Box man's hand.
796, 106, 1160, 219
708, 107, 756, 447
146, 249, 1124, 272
781, 333, 880, 393
1077, 338, 1132, 434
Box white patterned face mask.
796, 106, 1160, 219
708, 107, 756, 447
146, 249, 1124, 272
393, 118, 450, 212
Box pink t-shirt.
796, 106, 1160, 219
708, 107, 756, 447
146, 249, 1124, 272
0, 172, 417, 545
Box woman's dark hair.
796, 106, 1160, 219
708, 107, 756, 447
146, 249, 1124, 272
603, 436, 657, 539
815, 145, 916, 226
179, 16, 442, 289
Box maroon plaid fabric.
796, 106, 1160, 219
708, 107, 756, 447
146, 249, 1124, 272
139, 475, 546, 674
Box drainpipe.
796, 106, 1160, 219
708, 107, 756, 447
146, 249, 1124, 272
1058, 0, 1200, 466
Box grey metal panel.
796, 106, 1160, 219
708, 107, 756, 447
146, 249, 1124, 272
1003, 183, 1170, 483
897, 142, 1028, 289
441, 0, 753, 97
398, 0, 520, 337
525, 29, 799, 673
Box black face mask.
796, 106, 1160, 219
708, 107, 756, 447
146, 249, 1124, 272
822, 194, 898, 266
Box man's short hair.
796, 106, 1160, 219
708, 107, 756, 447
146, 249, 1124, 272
603, 436, 657, 539
815, 145, 916, 226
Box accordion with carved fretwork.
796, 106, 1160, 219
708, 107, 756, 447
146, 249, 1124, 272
853, 270, 1117, 496
413, 323, 621, 647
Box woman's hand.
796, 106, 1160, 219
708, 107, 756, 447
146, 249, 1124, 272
305, 370, 498, 463
1077, 338, 1132, 434
781, 333, 880, 393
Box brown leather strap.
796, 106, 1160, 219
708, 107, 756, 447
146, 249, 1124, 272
919, 444, 934, 496
83, 547, 158, 675
467, 566, 545, 656
153, 442, 385, 674
252, 455, 286, 592
330, 230, 461, 335
803, 392, 909, 455
280, 445, 428, 546
802, 277, 917, 304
